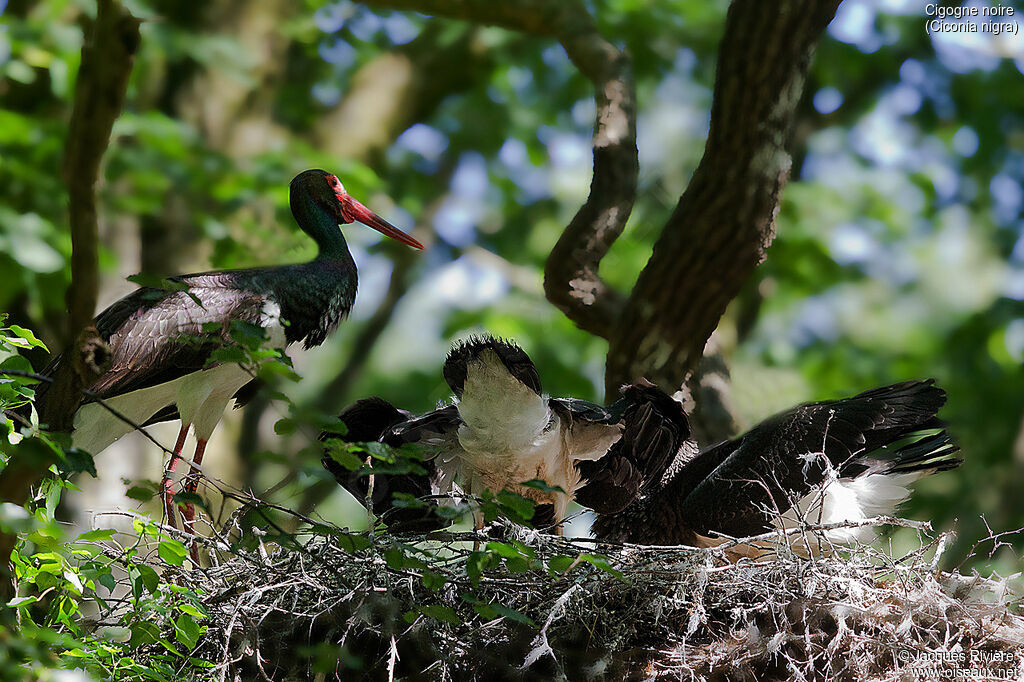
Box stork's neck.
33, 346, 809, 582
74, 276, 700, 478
290, 190, 349, 260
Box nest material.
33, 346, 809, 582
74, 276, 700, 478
153, 521, 1024, 681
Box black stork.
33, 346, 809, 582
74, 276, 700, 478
322, 335, 637, 535
590, 379, 962, 556
40, 169, 423, 537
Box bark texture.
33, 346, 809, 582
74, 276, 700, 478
605, 1, 842, 394
358, 0, 840, 446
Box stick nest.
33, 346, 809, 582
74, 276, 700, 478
153, 520, 1023, 681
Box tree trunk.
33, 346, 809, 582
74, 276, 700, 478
605, 1, 842, 396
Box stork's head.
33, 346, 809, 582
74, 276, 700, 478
290, 169, 424, 249
443, 336, 541, 398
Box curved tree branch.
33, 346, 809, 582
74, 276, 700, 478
361, 0, 637, 339
605, 0, 841, 395
356, 0, 837, 427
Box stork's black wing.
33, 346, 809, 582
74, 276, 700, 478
382, 404, 461, 446
669, 380, 959, 538
320, 399, 456, 533
575, 383, 690, 514
90, 280, 272, 399
35, 275, 272, 416
549, 397, 619, 424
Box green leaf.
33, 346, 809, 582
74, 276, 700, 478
391, 493, 430, 510
158, 539, 188, 567
208, 345, 247, 365
6, 438, 59, 477
485, 542, 525, 559
361, 441, 399, 460
520, 479, 565, 494
98, 572, 116, 592
421, 570, 447, 591
61, 448, 97, 477
490, 603, 536, 627
472, 602, 498, 619
314, 416, 348, 436
174, 614, 202, 650
418, 605, 460, 625
76, 529, 116, 543
178, 603, 208, 620
335, 532, 371, 553
274, 418, 296, 435
496, 490, 535, 523
466, 551, 499, 587
159, 637, 185, 658
172, 491, 206, 512
227, 319, 268, 349
548, 555, 575, 575
8, 325, 48, 350
125, 485, 156, 502
41, 477, 63, 518
579, 554, 626, 582
325, 442, 364, 471
130, 621, 161, 647
384, 547, 426, 571
135, 564, 160, 595
7, 595, 39, 608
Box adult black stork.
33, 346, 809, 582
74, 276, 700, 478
40, 169, 423, 537
322, 336, 639, 535
590, 379, 962, 556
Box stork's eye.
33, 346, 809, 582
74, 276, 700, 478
327, 175, 344, 193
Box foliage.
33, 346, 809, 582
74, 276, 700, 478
2, 0, 1023, 677
3, 1, 1019, 561
8, 519, 213, 681
1, 318, 614, 678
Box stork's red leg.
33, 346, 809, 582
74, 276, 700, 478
183, 437, 208, 497
162, 423, 190, 531
181, 438, 208, 564
473, 511, 484, 552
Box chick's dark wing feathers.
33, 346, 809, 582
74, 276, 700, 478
670, 380, 955, 538
549, 397, 617, 424
320, 398, 453, 533
575, 383, 690, 514
383, 405, 461, 446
